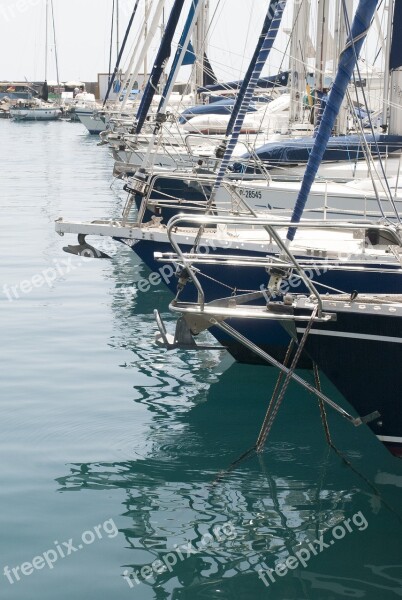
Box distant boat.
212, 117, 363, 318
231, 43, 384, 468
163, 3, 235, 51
11, 0, 62, 122
10, 97, 61, 121
75, 108, 107, 134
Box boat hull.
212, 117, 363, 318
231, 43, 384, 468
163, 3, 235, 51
10, 107, 61, 121
123, 237, 402, 366
294, 300, 402, 456
76, 111, 107, 134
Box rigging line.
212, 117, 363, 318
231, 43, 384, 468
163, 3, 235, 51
248, 0, 304, 154
204, 0, 223, 49
103, 0, 141, 107
313, 364, 333, 447
255, 340, 295, 449
192, 0, 222, 86
211, 338, 295, 487
293, 277, 348, 295
346, 87, 389, 215
312, 363, 402, 524
45, 0, 48, 81
108, 0, 116, 87
342, 0, 400, 221
238, 0, 255, 80
50, 0, 60, 90
351, 83, 393, 202
197, 269, 256, 293
256, 305, 319, 452
257, 454, 305, 564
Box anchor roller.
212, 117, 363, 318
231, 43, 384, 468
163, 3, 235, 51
63, 234, 111, 259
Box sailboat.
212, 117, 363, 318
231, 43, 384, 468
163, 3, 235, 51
149, 0, 402, 457
54, 0, 402, 457
10, 0, 61, 122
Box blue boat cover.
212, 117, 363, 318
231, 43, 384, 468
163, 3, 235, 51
235, 134, 402, 169
178, 97, 271, 124
198, 71, 289, 93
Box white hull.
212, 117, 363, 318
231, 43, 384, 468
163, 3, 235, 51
76, 112, 107, 134
114, 148, 209, 171
216, 177, 402, 220
10, 107, 61, 121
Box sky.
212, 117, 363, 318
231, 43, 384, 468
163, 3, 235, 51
0, 0, 294, 83
0, 0, 386, 85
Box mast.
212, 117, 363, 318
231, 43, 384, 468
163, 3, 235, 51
389, 0, 402, 134
144, 0, 150, 83
50, 0, 60, 95
116, 0, 120, 60
287, 0, 380, 243
45, 0, 49, 81
104, 0, 141, 107
108, 0, 115, 88
334, 0, 353, 134
288, 0, 312, 126
192, 0, 209, 99
120, 0, 165, 113
382, 0, 395, 129
135, 0, 186, 134
158, 0, 203, 112
139, 0, 203, 171
314, 0, 330, 128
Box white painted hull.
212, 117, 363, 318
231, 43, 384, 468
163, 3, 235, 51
114, 148, 206, 171
10, 107, 61, 121
76, 112, 107, 134
215, 177, 402, 220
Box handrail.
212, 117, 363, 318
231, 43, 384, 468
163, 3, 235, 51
165, 213, 402, 316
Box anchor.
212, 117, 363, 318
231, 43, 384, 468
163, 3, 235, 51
154, 310, 224, 351
63, 234, 111, 259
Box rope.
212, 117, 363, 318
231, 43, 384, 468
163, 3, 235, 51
212, 341, 295, 486
256, 305, 318, 452
255, 340, 295, 450
198, 270, 256, 294
212, 306, 318, 487
313, 362, 333, 447
312, 362, 402, 523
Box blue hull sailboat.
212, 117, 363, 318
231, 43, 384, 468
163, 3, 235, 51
55, 0, 402, 456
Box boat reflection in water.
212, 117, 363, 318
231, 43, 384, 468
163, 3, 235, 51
55, 345, 402, 599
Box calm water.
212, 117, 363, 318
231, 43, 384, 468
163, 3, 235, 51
0, 120, 401, 599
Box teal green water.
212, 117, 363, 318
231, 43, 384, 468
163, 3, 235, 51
0, 120, 401, 599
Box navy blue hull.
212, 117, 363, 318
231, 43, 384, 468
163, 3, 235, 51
140, 177, 212, 224
294, 307, 402, 456
122, 237, 402, 365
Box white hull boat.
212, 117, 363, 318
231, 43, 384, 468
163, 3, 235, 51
76, 111, 107, 134
10, 106, 61, 121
